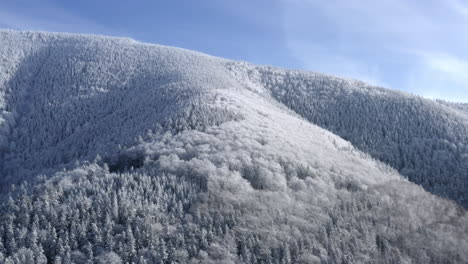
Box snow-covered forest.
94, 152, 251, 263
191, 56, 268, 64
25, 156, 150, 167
227, 63, 468, 207
0, 30, 467, 263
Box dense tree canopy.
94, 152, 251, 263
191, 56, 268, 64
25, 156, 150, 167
0, 30, 467, 263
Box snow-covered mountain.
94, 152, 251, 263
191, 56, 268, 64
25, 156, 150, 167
228, 64, 468, 207
0, 30, 467, 264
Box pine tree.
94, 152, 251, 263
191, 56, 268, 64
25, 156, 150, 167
126, 225, 136, 262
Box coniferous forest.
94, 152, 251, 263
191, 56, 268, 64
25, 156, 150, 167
0, 30, 467, 263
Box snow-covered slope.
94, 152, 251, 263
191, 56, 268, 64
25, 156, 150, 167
0, 31, 242, 185
226, 64, 468, 207
0, 30, 467, 264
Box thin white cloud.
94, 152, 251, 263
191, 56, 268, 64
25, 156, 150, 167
446, 0, 468, 17
426, 54, 468, 78
286, 40, 387, 87
406, 52, 468, 102
280, 0, 468, 102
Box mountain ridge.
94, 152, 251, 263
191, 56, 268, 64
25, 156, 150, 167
0, 30, 467, 264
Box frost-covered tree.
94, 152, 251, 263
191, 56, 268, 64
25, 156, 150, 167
0, 30, 467, 264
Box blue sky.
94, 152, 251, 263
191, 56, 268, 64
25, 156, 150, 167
1, 0, 468, 102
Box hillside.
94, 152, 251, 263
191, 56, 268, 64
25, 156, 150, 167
227, 63, 468, 207
0, 30, 467, 264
